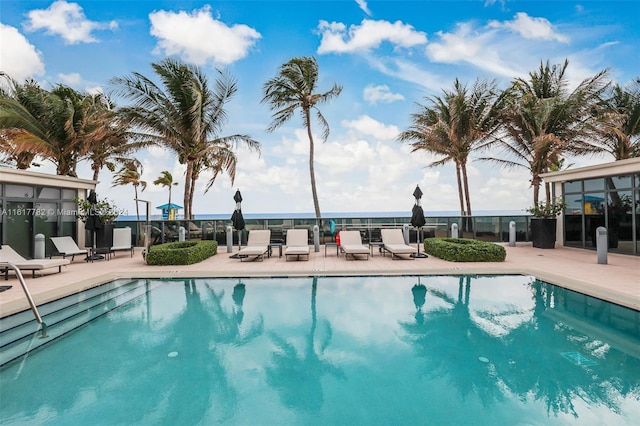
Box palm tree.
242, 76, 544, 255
80, 93, 152, 181
110, 58, 260, 219
112, 160, 147, 222
153, 170, 179, 208
397, 78, 500, 216
482, 60, 609, 205
0, 76, 86, 176
262, 56, 342, 222
590, 78, 640, 160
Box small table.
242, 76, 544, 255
88, 247, 111, 262
268, 243, 282, 258
324, 242, 339, 256
369, 242, 384, 256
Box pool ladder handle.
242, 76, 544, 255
0, 262, 46, 328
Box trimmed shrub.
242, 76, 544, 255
424, 238, 506, 262
146, 240, 218, 265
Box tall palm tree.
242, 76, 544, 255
262, 56, 342, 222
590, 78, 640, 160
153, 170, 179, 208
112, 160, 147, 222
482, 60, 609, 205
110, 58, 260, 219
397, 78, 500, 216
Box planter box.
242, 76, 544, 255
531, 218, 557, 249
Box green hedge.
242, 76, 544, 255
146, 240, 218, 265
423, 238, 506, 262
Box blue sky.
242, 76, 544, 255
1, 0, 638, 218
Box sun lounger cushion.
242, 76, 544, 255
50, 236, 88, 261
111, 227, 134, 257
285, 229, 309, 261
0, 245, 70, 278
237, 230, 270, 261
339, 231, 369, 260
381, 229, 417, 259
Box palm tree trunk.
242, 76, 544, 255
306, 117, 322, 224
455, 163, 465, 216
189, 175, 197, 220
461, 162, 472, 216
184, 163, 194, 220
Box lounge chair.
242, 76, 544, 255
285, 229, 310, 261
339, 230, 370, 260
0, 245, 70, 279
50, 236, 88, 261
111, 227, 134, 257
381, 229, 417, 259
236, 230, 270, 261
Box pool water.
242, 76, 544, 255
1, 275, 639, 425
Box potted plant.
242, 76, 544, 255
527, 198, 566, 249
74, 197, 120, 249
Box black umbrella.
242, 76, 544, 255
84, 190, 104, 261
230, 189, 245, 258
410, 185, 428, 258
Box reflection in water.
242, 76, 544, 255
400, 276, 640, 419
265, 277, 345, 413
0, 276, 638, 425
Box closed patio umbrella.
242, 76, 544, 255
85, 190, 104, 261
230, 189, 245, 258
410, 185, 428, 258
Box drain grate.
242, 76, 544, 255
560, 352, 597, 366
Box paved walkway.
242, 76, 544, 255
0, 243, 638, 318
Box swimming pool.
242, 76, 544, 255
1, 275, 639, 424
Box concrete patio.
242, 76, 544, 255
0, 242, 638, 318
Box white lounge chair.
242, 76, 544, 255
111, 227, 134, 257
339, 230, 370, 260
236, 230, 270, 261
381, 229, 418, 259
0, 245, 70, 279
50, 236, 88, 261
285, 229, 309, 261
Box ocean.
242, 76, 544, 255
117, 210, 527, 221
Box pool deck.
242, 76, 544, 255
0, 242, 638, 318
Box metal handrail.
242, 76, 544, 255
0, 262, 44, 325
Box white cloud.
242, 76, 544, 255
149, 5, 261, 66
0, 24, 45, 81
317, 19, 427, 54
355, 0, 372, 16
363, 84, 404, 104
24, 0, 117, 45
341, 115, 400, 140
488, 12, 569, 43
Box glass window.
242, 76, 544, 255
607, 190, 633, 254
36, 187, 61, 199
584, 178, 604, 192
563, 180, 582, 194
606, 175, 632, 190
5, 184, 34, 198
62, 189, 76, 200
565, 195, 583, 216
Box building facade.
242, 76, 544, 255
541, 157, 640, 256
0, 168, 96, 258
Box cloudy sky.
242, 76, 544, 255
1, 0, 638, 218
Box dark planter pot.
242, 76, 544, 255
531, 218, 557, 249
95, 223, 114, 249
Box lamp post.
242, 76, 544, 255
135, 198, 151, 263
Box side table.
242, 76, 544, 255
268, 243, 282, 258
324, 242, 339, 256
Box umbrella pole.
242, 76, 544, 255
411, 227, 428, 258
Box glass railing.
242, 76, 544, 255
115, 214, 532, 247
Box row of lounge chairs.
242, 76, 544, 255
0, 230, 135, 279
234, 228, 420, 262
